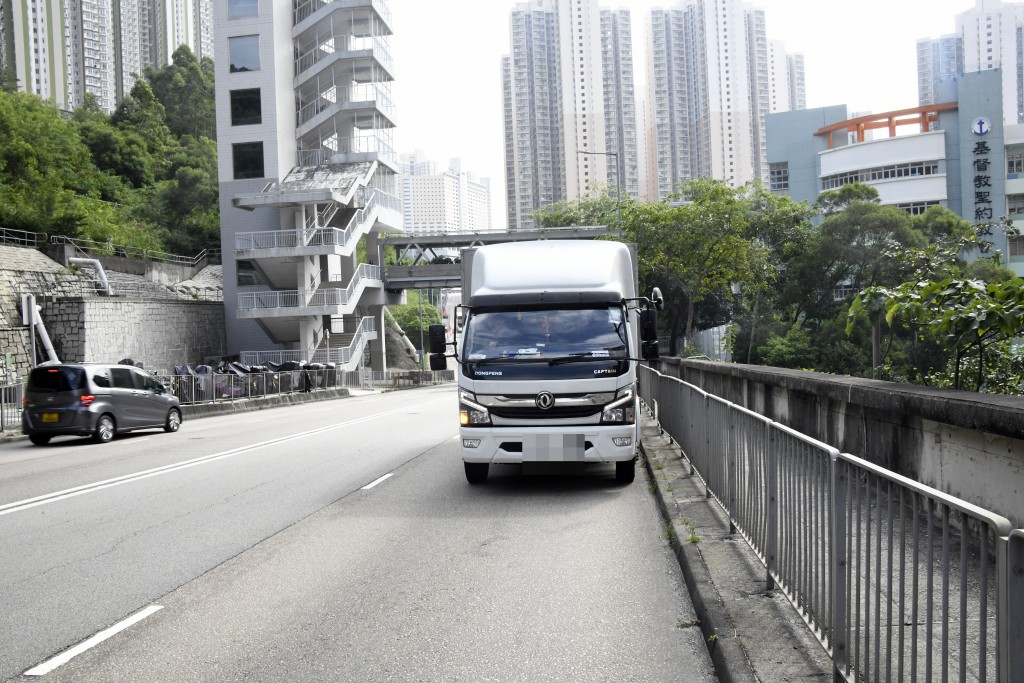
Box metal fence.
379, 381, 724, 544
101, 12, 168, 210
638, 364, 1023, 683
49, 235, 221, 266
1, 378, 24, 432
154, 368, 454, 405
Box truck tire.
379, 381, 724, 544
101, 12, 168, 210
465, 462, 489, 484
615, 459, 635, 484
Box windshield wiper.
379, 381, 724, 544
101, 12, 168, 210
548, 350, 625, 366
468, 353, 542, 366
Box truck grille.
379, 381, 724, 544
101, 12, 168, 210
489, 405, 602, 420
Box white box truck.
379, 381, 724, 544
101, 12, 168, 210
428, 240, 662, 484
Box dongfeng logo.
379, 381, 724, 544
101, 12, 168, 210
536, 391, 555, 410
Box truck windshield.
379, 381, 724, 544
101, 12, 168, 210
464, 307, 628, 361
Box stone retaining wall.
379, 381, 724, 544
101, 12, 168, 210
653, 358, 1024, 529
41, 298, 226, 373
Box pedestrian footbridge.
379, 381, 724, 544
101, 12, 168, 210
378, 225, 617, 290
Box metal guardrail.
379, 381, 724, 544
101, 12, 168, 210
638, 364, 1023, 683
0, 229, 44, 248
155, 368, 454, 404
1, 378, 24, 432
49, 235, 221, 267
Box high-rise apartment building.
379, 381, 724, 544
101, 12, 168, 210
215, 0, 402, 371
399, 154, 492, 235
918, 0, 1024, 123
502, 0, 639, 231
645, 0, 804, 200
917, 34, 963, 107
1, 0, 214, 113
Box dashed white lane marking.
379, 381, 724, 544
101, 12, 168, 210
24, 605, 163, 676
361, 472, 395, 490
1, 399, 447, 518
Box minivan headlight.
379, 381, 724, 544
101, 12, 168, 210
459, 390, 491, 426
601, 385, 636, 425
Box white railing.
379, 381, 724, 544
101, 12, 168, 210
294, 0, 391, 27
240, 316, 376, 367
295, 33, 393, 77
237, 264, 381, 311
236, 189, 398, 255
296, 133, 396, 167
297, 83, 395, 128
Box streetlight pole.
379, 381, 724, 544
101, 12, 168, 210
578, 150, 621, 238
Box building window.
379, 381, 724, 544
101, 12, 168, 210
821, 161, 940, 190
1007, 194, 1024, 215
1007, 152, 1024, 175
229, 35, 260, 72
232, 142, 264, 179
230, 88, 261, 125
895, 201, 940, 216
228, 0, 258, 19
1009, 235, 1024, 258
769, 162, 789, 192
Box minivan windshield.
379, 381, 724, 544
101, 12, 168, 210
464, 306, 628, 361
28, 366, 87, 393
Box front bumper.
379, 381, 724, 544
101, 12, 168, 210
460, 425, 637, 464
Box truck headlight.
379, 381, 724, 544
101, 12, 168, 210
459, 390, 491, 426
601, 385, 636, 425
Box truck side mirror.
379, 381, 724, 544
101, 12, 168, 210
650, 287, 665, 312
428, 324, 447, 354
639, 309, 659, 360
639, 309, 658, 342
428, 353, 448, 371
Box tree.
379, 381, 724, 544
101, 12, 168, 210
111, 79, 179, 179
389, 290, 442, 357
0, 89, 119, 235
850, 275, 1024, 391
144, 46, 217, 141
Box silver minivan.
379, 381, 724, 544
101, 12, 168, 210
22, 363, 182, 446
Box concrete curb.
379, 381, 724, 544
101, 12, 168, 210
639, 408, 833, 683
640, 417, 758, 683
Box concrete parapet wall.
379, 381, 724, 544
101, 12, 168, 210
41, 298, 225, 373
654, 358, 1024, 528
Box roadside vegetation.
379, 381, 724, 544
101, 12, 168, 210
532, 180, 1024, 395
0, 46, 218, 255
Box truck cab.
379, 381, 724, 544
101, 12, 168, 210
429, 240, 661, 484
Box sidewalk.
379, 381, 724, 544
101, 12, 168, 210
639, 413, 833, 683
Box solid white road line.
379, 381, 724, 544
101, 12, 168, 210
1, 398, 448, 518
23, 605, 163, 676
361, 472, 394, 489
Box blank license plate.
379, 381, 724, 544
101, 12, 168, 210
41, 413, 58, 423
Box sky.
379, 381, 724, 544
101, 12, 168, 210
386, 0, 983, 228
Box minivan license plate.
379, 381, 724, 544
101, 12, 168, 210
41, 413, 58, 423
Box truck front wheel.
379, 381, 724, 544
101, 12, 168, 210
615, 459, 636, 484
465, 462, 489, 484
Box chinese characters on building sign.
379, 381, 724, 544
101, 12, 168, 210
973, 139, 993, 252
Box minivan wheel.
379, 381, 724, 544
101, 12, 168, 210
93, 414, 115, 443
29, 434, 51, 446
164, 408, 181, 433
